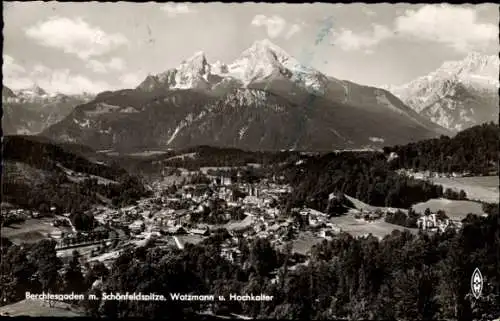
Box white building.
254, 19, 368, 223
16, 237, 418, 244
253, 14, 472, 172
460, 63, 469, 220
129, 220, 145, 234
49, 230, 63, 239
319, 229, 339, 240
417, 213, 451, 232
417, 214, 436, 230
300, 208, 328, 217
243, 196, 263, 208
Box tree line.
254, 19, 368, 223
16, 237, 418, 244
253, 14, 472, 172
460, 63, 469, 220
384, 122, 499, 175
2, 174, 149, 218
2, 136, 151, 223
281, 152, 447, 213
3, 135, 129, 181
122, 145, 302, 174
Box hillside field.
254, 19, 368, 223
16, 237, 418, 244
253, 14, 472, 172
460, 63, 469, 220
430, 176, 499, 203
412, 198, 487, 221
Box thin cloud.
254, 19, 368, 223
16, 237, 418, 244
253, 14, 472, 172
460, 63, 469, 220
25, 16, 129, 60
394, 4, 498, 52
285, 24, 302, 39
332, 4, 497, 53
120, 72, 146, 89
161, 3, 195, 18
86, 57, 126, 74
361, 6, 377, 17
3, 56, 115, 95
251, 15, 303, 39
3, 54, 26, 77
332, 24, 393, 51
251, 15, 286, 38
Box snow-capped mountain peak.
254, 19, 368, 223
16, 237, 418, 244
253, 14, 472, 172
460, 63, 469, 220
463, 51, 496, 66
4, 84, 95, 104
224, 38, 327, 93
17, 85, 49, 97
211, 60, 228, 75
30, 85, 48, 96
385, 52, 499, 132
2, 84, 95, 135
137, 39, 329, 94
245, 39, 291, 62
226, 39, 286, 85
438, 52, 498, 81
137, 50, 215, 91
179, 51, 210, 74
390, 52, 499, 98
172, 50, 213, 88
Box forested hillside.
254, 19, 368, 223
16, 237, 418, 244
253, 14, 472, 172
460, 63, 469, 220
1, 136, 150, 214
282, 123, 498, 212
283, 152, 445, 212
384, 122, 499, 175
2, 135, 126, 180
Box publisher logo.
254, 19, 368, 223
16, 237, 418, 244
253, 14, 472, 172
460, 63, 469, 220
471, 268, 483, 299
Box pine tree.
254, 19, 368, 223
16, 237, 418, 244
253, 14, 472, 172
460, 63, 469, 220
64, 250, 86, 294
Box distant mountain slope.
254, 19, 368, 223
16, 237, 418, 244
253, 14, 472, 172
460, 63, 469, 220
42, 39, 448, 152
168, 88, 445, 151
2, 85, 94, 135
42, 89, 214, 151
386, 53, 499, 132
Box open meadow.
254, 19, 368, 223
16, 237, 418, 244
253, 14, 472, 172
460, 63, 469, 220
330, 214, 418, 239
1, 217, 71, 245
412, 198, 487, 220
429, 175, 499, 203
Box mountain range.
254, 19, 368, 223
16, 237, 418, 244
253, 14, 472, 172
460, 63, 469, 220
2, 85, 94, 135
385, 52, 499, 132
39, 39, 450, 152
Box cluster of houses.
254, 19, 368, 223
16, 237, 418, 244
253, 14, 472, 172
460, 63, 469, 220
416, 212, 462, 232
52, 225, 110, 249
51, 217, 71, 228
399, 169, 472, 180
86, 172, 294, 246
296, 208, 342, 239
1, 206, 43, 221
3, 169, 348, 266
70, 167, 351, 263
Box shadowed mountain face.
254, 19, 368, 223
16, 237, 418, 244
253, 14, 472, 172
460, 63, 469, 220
42, 39, 449, 152
43, 89, 215, 152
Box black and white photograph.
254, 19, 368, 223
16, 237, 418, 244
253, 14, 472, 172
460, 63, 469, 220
1, 2, 499, 319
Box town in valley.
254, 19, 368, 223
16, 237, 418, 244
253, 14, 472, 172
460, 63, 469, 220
1, 2, 499, 320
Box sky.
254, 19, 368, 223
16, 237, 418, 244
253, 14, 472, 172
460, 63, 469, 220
3, 2, 499, 95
